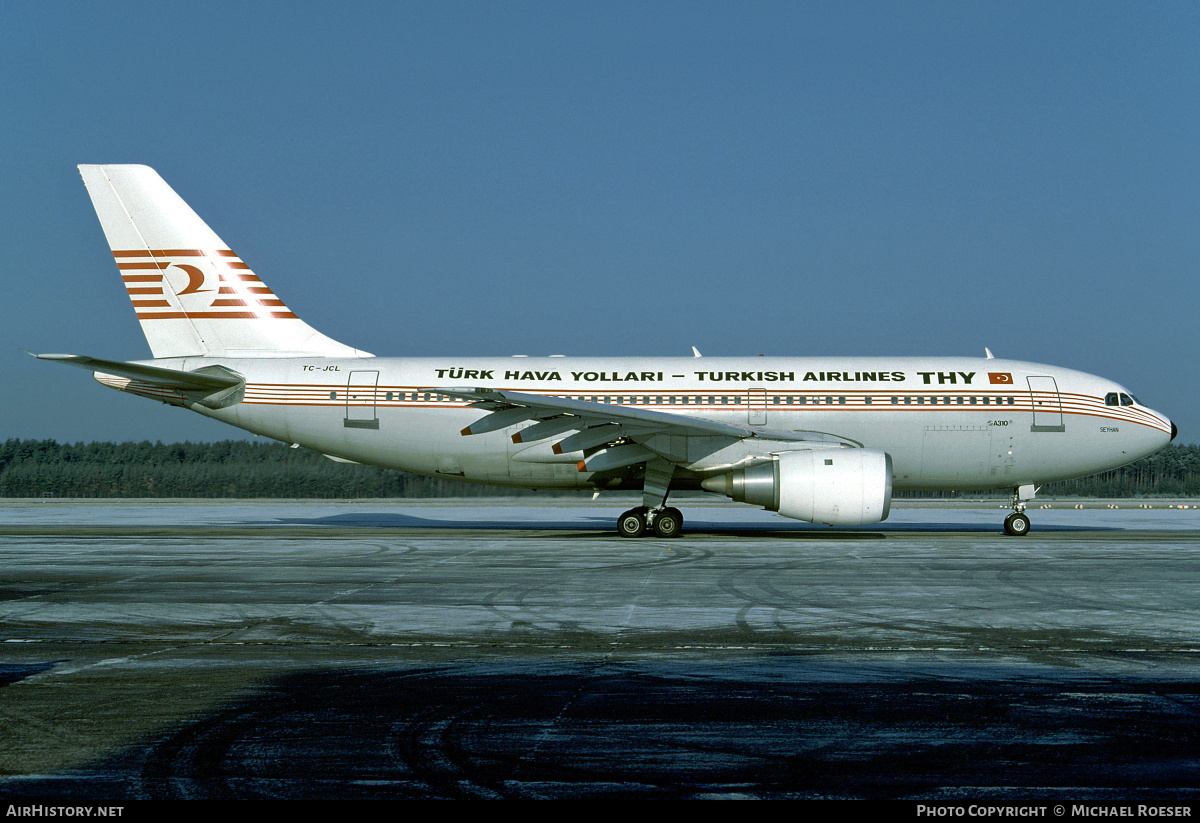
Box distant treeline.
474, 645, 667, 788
1040, 441, 1200, 497
1, 438, 1198, 499
0, 439, 523, 499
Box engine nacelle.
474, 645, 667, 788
701, 449, 892, 525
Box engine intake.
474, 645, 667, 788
701, 449, 892, 525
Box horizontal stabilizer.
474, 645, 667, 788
34, 352, 244, 409
34, 353, 242, 391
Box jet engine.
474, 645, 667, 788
700, 449, 892, 525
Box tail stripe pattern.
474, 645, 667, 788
112, 248, 298, 319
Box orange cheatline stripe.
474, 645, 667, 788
117, 261, 168, 270
131, 299, 172, 307
121, 274, 164, 282
125, 287, 164, 295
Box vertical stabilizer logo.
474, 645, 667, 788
168, 263, 214, 296
113, 249, 296, 319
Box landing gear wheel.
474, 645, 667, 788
652, 507, 683, 538
1004, 511, 1031, 536
618, 508, 648, 538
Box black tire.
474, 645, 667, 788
618, 508, 647, 538
652, 508, 683, 538
1004, 512, 1031, 536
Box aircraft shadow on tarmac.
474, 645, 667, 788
250, 511, 1115, 537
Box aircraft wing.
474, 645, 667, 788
437, 386, 818, 473
441, 387, 752, 437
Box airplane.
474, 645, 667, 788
37, 165, 1176, 538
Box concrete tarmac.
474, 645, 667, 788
0, 498, 1198, 800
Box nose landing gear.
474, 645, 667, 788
1003, 511, 1031, 536
1003, 485, 1036, 536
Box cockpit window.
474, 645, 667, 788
1105, 392, 1119, 407
1120, 393, 1134, 407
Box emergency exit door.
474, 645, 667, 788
748, 388, 767, 426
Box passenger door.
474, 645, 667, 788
1027, 375, 1064, 433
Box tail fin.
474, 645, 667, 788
78, 165, 369, 359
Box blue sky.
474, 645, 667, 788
4, 2, 1198, 443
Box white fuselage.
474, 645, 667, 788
138, 354, 1173, 493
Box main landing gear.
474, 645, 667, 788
1003, 485, 1035, 536
618, 506, 684, 539
618, 457, 683, 538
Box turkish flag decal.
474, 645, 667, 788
989, 372, 1014, 384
